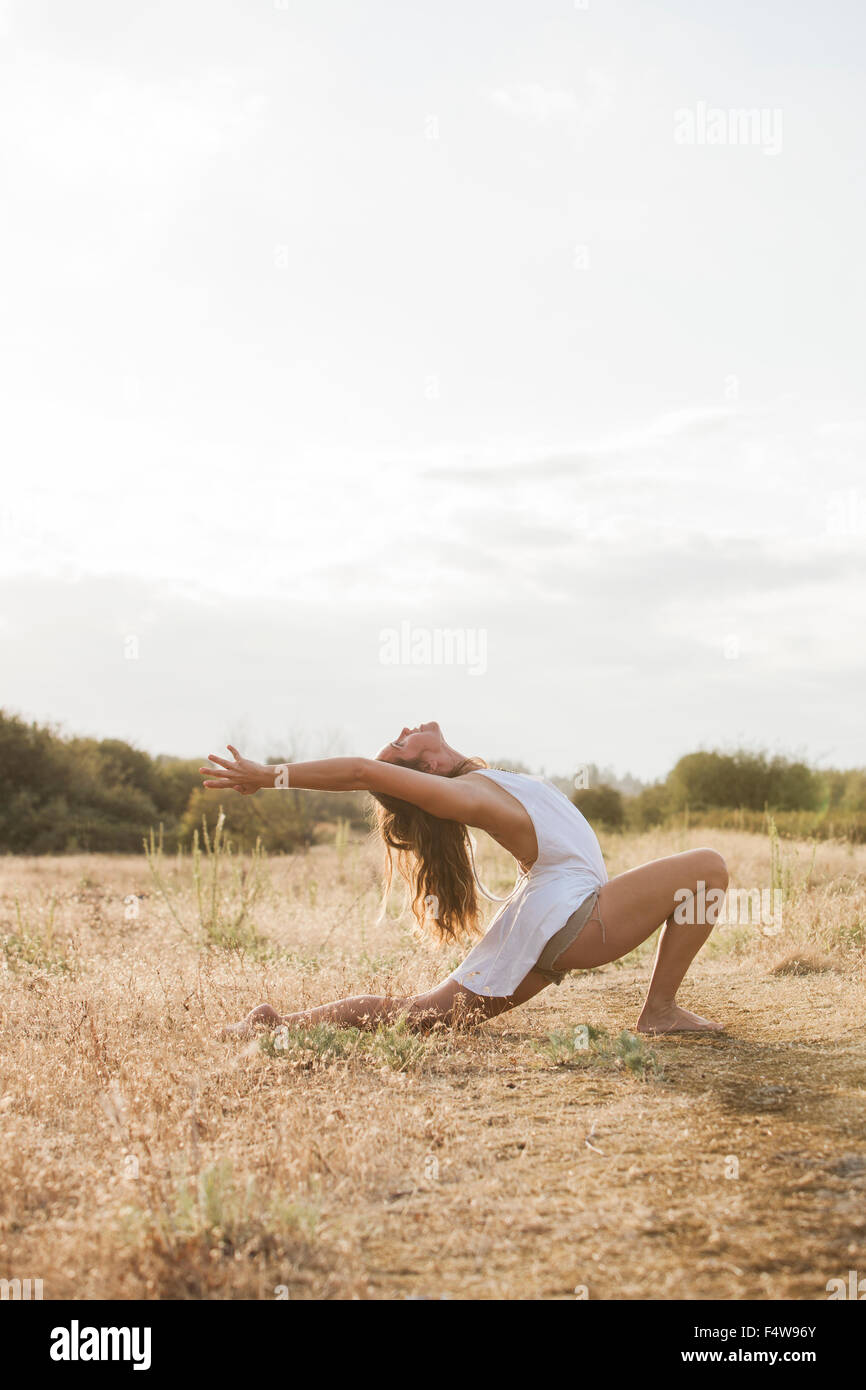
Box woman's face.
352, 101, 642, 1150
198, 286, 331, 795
375, 721, 445, 767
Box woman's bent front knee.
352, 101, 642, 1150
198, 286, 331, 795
695, 847, 729, 889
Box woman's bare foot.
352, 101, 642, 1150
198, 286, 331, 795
220, 1002, 282, 1040
636, 1002, 725, 1035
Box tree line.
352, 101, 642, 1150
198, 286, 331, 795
0, 710, 364, 854
2, 709, 865, 853
573, 750, 866, 841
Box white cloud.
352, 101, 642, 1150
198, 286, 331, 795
486, 82, 580, 125
485, 71, 615, 133
815, 420, 866, 442
2, 54, 267, 188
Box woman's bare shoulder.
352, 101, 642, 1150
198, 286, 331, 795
460, 771, 530, 824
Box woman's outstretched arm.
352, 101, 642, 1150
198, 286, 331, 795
200, 746, 366, 793
200, 746, 485, 823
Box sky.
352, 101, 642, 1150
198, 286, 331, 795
1, 0, 864, 783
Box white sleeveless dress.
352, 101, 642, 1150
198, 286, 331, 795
448, 768, 609, 998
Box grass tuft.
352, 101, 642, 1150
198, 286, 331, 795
2, 895, 73, 973
145, 812, 269, 954
119, 1159, 319, 1268
769, 951, 836, 976
261, 1018, 430, 1072
534, 1023, 663, 1079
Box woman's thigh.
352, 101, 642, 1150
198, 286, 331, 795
408, 968, 550, 1026
552, 848, 728, 972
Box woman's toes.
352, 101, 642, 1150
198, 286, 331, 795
220, 1003, 280, 1039
220, 1020, 250, 1039
636, 1005, 725, 1035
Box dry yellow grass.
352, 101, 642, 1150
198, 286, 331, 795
1, 823, 864, 1300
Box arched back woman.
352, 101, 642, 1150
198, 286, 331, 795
200, 722, 729, 1039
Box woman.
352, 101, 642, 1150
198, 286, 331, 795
200, 722, 729, 1038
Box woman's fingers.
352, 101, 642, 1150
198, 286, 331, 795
201, 749, 248, 776
201, 745, 256, 792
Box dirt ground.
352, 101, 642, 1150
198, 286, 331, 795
0, 824, 864, 1300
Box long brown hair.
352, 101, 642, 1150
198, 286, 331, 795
370, 756, 487, 946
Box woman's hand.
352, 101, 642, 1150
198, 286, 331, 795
199, 745, 271, 796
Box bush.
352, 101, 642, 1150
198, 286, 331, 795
572, 783, 625, 830
626, 783, 673, 831
666, 750, 822, 814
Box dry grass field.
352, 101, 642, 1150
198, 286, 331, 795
1, 820, 864, 1301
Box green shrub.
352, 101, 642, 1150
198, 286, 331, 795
666, 750, 822, 814
572, 784, 625, 831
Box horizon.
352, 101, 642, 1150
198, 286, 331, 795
0, 702, 854, 796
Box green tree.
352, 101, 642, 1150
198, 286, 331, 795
666, 749, 821, 813
627, 783, 672, 830
572, 783, 625, 830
